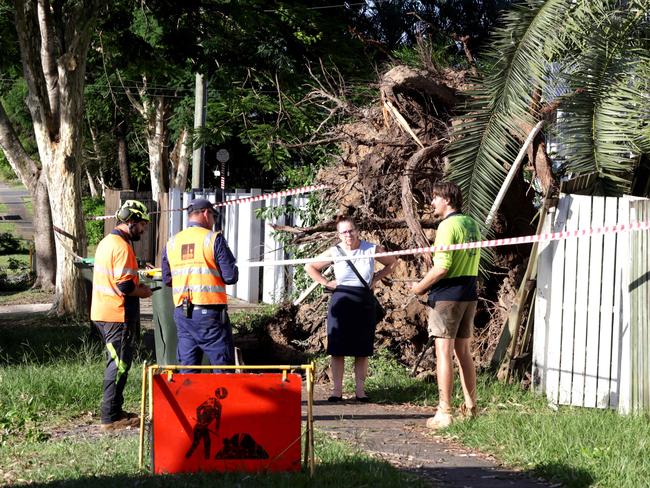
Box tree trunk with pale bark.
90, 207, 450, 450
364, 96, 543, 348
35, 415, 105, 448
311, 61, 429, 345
0, 94, 56, 290
125, 86, 170, 202
13, 0, 99, 314
170, 127, 190, 190
114, 118, 130, 190
145, 96, 169, 202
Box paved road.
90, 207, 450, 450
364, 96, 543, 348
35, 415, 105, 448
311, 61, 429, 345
0, 180, 33, 239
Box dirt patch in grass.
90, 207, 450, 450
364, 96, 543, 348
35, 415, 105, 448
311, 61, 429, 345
0, 288, 54, 306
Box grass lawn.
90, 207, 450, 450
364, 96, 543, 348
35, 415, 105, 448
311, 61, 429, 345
2, 312, 650, 487
331, 351, 650, 488
0, 316, 424, 487
0, 253, 28, 268
0, 222, 17, 234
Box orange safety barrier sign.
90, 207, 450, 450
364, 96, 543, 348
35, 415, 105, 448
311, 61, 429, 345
151, 372, 302, 474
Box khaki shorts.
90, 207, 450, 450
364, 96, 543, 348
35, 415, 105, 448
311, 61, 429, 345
427, 301, 477, 339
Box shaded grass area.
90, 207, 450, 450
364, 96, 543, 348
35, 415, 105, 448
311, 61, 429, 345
0, 314, 424, 486
0, 288, 53, 305
0, 318, 147, 443
1, 432, 424, 487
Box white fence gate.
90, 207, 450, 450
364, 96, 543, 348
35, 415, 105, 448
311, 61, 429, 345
534, 194, 650, 413
167, 189, 307, 304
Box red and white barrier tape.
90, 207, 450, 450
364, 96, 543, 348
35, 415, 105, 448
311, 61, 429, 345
86, 184, 330, 221
215, 184, 329, 207
240, 220, 650, 267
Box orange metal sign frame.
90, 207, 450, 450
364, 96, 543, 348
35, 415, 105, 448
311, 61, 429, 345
150, 371, 302, 474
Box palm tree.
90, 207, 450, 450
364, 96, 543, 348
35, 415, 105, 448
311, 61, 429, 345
446, 0, 650, 232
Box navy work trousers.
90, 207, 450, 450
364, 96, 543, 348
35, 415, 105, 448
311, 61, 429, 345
94, 320, 135, 423
174, 306, 234, 372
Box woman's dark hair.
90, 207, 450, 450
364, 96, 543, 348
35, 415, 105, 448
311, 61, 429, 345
431, 181, 463, 211
335, 215, 357, 229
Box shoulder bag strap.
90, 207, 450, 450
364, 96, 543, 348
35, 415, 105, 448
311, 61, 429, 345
335, 245, 371, 290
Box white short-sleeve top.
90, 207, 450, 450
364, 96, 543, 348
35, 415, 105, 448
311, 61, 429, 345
331, 240, 376, 287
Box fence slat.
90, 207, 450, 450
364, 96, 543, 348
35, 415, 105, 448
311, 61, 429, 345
571, 195, 593, 406
611, 199, 631, 412
629, 200, 650, 412
558, 195, 579, 405
545, 195, 571, 405
224, 190, 243, 299
584, 196, 605, 408
236, 189, 262, 302
533, 205, 555, 394
596, 197, 619, 408
262, 196, 287, 304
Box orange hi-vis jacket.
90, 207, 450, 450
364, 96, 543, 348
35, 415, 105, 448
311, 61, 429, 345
90, 233, 139, 322
166, 226, 227, 307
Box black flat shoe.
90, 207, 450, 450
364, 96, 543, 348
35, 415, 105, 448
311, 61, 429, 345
327, 395, 343, 402
355, 396, 371, 403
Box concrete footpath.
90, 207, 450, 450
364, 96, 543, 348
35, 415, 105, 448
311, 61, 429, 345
307, 384, 553, 488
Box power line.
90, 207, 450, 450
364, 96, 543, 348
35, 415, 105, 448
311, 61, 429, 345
263, 2, 365, 13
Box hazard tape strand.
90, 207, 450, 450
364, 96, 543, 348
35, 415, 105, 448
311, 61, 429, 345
86, 184, 330, 221
239, 219, 650, 267
215, 184, 329, 207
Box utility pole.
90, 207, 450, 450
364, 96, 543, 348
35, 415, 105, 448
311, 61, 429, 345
191, 73, 207, 189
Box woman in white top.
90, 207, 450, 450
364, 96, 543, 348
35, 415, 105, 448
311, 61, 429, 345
306, 216, 396, 402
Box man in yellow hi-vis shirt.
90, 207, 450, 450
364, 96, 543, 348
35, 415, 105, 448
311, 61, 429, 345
411, 182, 481, 430
91, 200, 153, 432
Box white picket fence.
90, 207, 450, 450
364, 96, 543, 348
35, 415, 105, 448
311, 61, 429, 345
534, 194, 650, 414
167, 189, 307, 304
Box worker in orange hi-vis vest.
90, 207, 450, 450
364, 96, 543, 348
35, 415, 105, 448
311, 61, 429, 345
161, 199, 238, 372
91, 200, 153, 432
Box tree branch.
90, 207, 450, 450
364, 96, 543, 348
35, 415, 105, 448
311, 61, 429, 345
37, 0, 60, 133
14, 0, 56, 138
0, 102, 40, 191
400, 144, 442, 266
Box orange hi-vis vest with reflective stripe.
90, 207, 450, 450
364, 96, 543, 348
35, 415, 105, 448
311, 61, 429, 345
90, 233, 139, 322
166, 226, 227, 307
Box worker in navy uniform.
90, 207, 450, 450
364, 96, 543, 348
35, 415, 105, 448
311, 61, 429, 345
161, 199, 238, 371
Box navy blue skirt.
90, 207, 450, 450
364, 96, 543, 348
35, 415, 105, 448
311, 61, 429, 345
327, 285, 376, 357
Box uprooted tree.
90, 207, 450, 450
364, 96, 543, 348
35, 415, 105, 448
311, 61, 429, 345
239, 64, 539, 373
246, 0, 650, 376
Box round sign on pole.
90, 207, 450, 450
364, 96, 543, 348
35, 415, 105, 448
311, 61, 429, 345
216, 149, 230, 163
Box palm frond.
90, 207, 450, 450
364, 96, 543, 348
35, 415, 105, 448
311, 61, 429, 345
446, 0, 575, 234
558, 4, 650, 194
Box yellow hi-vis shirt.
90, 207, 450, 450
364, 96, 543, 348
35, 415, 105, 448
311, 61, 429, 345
166, 226, 227, 307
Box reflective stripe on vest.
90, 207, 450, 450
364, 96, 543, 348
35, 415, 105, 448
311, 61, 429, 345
166, 226, 227, 306
90, 233, 139, 322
